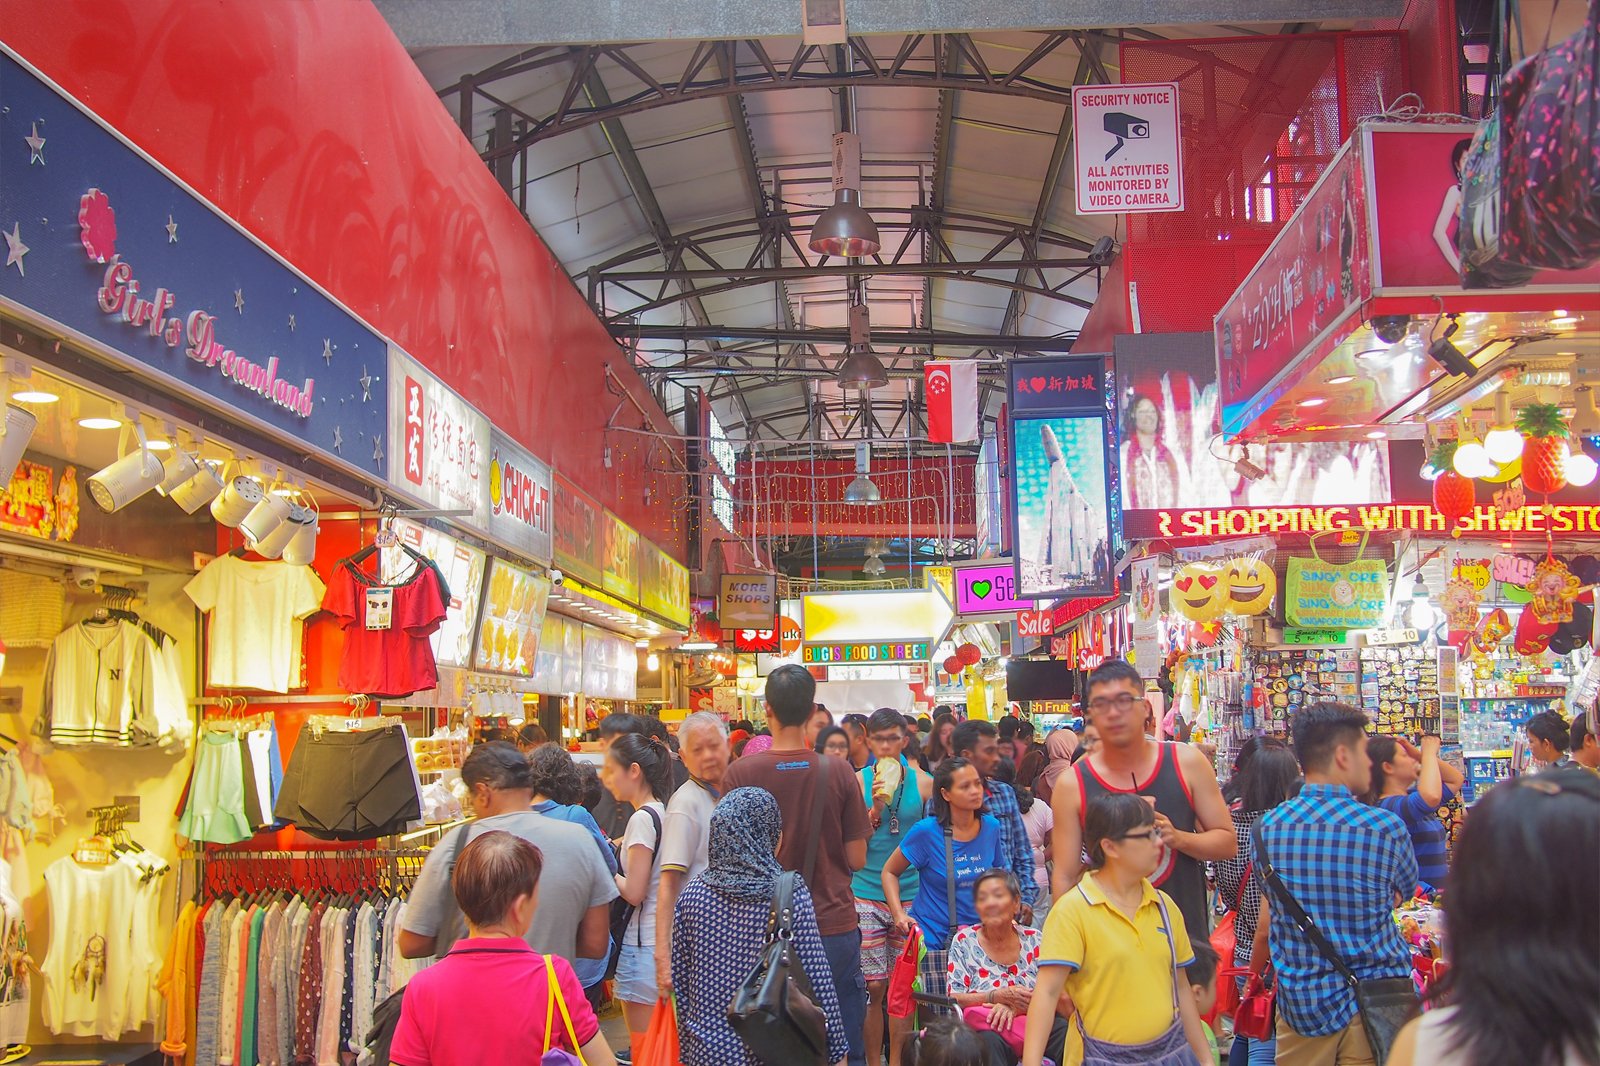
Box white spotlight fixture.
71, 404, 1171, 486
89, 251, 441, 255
1565, 448, 1598, 488
87, 423, 165, 512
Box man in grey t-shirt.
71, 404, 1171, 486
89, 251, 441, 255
398, 743, 617, 962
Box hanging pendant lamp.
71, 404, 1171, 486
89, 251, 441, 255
809, 132, 880, 257
844, 441, 880, 504
836, 301, 888, 390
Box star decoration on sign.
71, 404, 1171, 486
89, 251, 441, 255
333, 425, 343, 452
288, 314, 296, 332
359, 366, 373, 403
233, 288, 245, 313
372, 435, 384, 466
322, 338, 333, 365
166, 215, 178, 242
25, 123, 45, 165
4, 223, 29, 277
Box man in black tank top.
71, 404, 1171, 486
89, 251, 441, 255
1049, 659, 1236, 939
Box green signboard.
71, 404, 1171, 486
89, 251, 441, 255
1282, 628, 1349, 646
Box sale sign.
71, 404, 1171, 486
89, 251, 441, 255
955, 561, 1031, 616
1017, 610, 1055, 639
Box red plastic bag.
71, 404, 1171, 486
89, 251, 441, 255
886, 925, 922, 1019
635, 997, 681, 1066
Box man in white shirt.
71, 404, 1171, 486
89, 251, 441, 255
652, 711, 729, 991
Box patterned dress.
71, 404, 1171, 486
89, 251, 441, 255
945, 923, 1043, 994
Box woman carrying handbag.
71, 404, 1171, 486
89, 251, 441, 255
1019, 794, 1212, 1066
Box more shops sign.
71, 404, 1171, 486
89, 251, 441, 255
1125, 503, 1600, 541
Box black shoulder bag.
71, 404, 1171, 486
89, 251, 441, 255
605, 804, 663, 979
727, 756, 834, 1064
1251, 822, 1416, 1064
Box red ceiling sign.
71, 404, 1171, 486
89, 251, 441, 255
733, 628, 780, 653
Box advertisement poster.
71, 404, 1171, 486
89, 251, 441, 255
552, 474, 603, 587
1114, 332, 1389, 514
474, 557, 553, 677
487, 431, 553, 565
954, 561, 1032, 616
1011, 414, 1118, 599
384, 518, 485, 668
1364, 125, 1600, 292
602, 511, 642, 604
641, 547, 692, 627
1214, 143, 1369, 438
1129, 556, 1161, 678
388, 344, 490, 530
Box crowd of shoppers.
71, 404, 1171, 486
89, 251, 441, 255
384, 659, 1600, 1066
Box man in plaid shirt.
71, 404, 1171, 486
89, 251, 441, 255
950, 720, 1039, 912
1252, 702, 1417, 1066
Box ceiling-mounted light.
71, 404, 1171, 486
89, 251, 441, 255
1, 405, 36, 487
1570, 385, 1600, 440
836, 302, 888, 390
1565, 447, 1598, 488
1427, 316, 1477, 377
646, 652, 660, 672
862, 554, 888, 577
837, 347, 889, 391
1453, 433, 1496, 480
809, 132, 879, 257
844, 442, 880, 504
1483, 392, 1524, 464
87, 423, 165, 512
78, 416, 122, 431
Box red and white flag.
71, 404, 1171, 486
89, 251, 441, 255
925, 359, 979, 443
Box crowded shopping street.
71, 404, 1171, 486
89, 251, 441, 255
0, 1, 1598, 1064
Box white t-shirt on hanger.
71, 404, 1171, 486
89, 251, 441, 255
185, 555, 326, 693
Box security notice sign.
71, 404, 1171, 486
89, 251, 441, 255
1072, 83, 1183, 215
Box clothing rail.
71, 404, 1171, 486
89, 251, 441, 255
191, 694, 410, 707
183, 849, 432, 860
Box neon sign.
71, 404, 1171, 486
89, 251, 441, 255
802, 641, 931, 664
1126, 504, 1600, 541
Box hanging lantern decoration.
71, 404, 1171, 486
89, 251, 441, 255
943, 655, 965, 677
1429, 441, 1477, 534
1515, 402, 1571, 495
1526, 556, 1581, 623
957, 642, 983, 665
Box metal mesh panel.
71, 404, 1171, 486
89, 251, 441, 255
1120, 33, 1407, 332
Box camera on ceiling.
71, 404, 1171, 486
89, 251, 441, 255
69, 566, 101, 591
549, 569, 564, 586
1371, 315, 1412, 344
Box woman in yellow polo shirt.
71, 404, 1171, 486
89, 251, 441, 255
1019, 793, 1212, 1066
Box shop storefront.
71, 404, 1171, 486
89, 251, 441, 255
0, 37, 691, 1053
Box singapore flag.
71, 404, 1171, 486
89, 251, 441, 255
925, 359, 978, 443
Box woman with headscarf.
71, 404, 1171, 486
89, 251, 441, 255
1032, 729, 1080, 807
671, 787, 849, 1066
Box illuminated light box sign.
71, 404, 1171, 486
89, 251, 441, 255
954, 561, 1031, 615
802, 642, 931, 665
802, 587, 955, 645
1125, 504, 1600, 541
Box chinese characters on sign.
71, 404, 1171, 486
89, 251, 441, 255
0, 459, 79, 541
387, 345, 490, 529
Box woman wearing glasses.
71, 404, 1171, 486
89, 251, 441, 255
1020, 793, 1212, 1066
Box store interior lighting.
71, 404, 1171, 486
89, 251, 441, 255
1483, 393, 1524, 464
1, 365, 39, 486
86, 422, 166, 512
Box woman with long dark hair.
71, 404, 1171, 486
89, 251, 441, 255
926, 711, 959, 769
1367, 733, 1464, 891
602, 733, 674, 1054
881, 757, 1006, 1005
1388, 768, 1599, 1066
1214, 741, 1300, 1066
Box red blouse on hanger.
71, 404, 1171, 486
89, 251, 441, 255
323, 559, 448, 698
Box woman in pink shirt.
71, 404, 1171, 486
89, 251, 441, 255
390, 831, 618, 1066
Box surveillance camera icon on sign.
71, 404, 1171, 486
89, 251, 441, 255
1103, 113, 1150, 160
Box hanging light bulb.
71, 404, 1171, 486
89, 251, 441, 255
646, 652, 660, 672
1453, 437, 1494, 479
1565, 447, 1598, 488
1483, 393, 1525, 464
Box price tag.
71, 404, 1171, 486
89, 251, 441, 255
365, 586, 394, 630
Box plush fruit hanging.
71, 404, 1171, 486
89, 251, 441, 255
1515, 402, 1571, 495
1429, 441, 1477, 535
